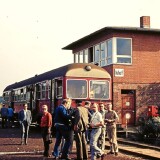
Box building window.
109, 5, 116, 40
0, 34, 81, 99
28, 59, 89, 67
79, 51, 83, 63
106, 39, 112, 64
74, 53, 79, 63
84, 49, 88, 63
73, 37, 132, 66
100, 42, 106, 66
94, 44, 100, 64
115, 38, 132, 64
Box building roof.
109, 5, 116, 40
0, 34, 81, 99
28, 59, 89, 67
62, 26, 160, 50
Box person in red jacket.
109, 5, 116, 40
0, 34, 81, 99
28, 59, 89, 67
40, 105, 52, 158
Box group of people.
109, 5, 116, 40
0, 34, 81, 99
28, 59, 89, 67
1, 100, 119, 160
0, 104, 14, 128
51, 99, 119, 160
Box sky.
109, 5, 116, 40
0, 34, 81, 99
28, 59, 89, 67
0, 0, 160, 96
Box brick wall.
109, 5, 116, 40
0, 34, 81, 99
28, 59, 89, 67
104, 31, 160, 83
112, 82, 160, 124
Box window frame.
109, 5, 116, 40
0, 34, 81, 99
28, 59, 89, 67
73, 37, 132, 66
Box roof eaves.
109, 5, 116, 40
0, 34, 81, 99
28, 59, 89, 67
62, 26, 160, 50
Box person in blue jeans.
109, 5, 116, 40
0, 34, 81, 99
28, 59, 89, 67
7, 106, 14, 128
89, 103, 106, 160
52, 99, 73, 160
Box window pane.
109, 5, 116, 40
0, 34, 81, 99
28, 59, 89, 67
107, 58, 112, 64
101, 60, 106, 66
67, 79, 87, 98
42, 83, 46, 90
42, 91, 46, 99
117, 57, 131, 63
75, 53, 78, 63
107, 40, 112, 57
89, 80, 109, 99
79, 51, 83, 63
94, 45, 100, 62
41, 82, 46, 99
101, 42, 105, 59
36, 84, 41, 99
84, 49, 88, 63
117, 38, 131, 55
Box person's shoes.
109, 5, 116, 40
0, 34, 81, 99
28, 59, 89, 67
53, 156, 59, 160
107, 151, 114, 155
60, 157, 71, 160
101, 153, 107, 160
44, 155, 51, 158
21, 142, 24, 145
115, 152, 118, 156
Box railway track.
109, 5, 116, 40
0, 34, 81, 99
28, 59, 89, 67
105, 137, 160, 160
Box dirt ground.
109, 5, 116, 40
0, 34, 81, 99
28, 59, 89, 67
0, 126, 146, 160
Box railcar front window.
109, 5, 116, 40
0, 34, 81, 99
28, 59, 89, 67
67, 80, 87, 99
89, 80, 109, 99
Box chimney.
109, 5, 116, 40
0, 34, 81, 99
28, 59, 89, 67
140, 16, 150, 28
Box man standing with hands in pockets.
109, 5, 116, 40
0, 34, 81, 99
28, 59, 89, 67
18, 103, 32, 145
105, 103, 119, 156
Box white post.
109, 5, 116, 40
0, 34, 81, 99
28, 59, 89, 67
126, 119, 128, 138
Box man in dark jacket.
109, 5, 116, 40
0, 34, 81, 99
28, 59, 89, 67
1, 104, 8, 128
74, 100, 89, 160
53, 99, 73, 160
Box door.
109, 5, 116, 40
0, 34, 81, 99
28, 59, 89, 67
121, 94, 135, 125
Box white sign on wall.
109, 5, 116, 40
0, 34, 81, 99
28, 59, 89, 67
115, 69, 124, 77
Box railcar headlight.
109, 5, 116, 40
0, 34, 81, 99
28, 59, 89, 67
85, 65, 92, 71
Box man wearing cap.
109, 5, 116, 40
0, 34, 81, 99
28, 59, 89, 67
74, 100, 89, 160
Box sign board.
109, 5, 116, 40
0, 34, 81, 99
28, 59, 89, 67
114, 69, 124, 77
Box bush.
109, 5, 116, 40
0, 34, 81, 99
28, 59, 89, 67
137, 116, 160, 139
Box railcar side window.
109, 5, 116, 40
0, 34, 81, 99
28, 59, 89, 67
3, 92, 10, 102
67, 79, 87, 99
23, 87, 26, 100
89, 80, 109, 99
56, 79, 63, 98
36, 83, 41, 100
41, 82, 46, 99
20, 88, 24, 100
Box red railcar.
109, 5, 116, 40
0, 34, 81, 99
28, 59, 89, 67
3, 63, 112, 124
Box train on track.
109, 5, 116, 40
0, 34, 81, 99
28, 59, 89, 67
2, 63, 112, 124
